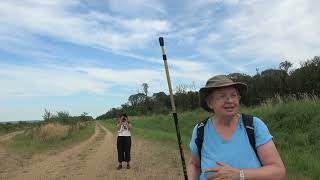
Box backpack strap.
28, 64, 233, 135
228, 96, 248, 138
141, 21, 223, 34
195, 115, 262, 168
242, 113, 262, 166
195, 117, 209, 167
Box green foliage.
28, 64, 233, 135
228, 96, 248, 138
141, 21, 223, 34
279, 60, 293, 73
0, 123, 17, 134
42, 108, 52, 121
0, 121, 43, 135
240, 96, 319, 179
288, 56, 320, 94
43, 109, 93, 124
80, 112, 94, 121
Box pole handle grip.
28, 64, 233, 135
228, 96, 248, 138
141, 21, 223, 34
159, 37, 164, 46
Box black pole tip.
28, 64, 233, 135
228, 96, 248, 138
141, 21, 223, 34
159, 37, 164, 46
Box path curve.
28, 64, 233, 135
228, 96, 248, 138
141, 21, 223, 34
0, 122, 185, 180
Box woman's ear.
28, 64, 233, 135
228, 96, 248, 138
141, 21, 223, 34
207, 99, 214, 111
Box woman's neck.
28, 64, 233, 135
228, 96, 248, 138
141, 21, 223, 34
213, 114, 239, 127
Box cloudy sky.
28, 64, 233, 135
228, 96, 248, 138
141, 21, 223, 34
0, 0, 319, 121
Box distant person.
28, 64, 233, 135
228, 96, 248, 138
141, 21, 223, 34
187, 75, 286, 180
116, 113, 132, 170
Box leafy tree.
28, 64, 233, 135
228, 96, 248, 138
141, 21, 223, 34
80, 112, 93, 121
128, 93, 147, 107
42, 108, 52, 121
288, 56, 320, 95
56, 111, 71, 124
152, 92, 170, 107
142, 83, 149, 96
279, 60, 293, 74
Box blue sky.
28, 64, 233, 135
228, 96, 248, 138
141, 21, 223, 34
0, 0, 319, 121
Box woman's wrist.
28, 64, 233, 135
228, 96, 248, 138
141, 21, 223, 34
239, 169, 245, 180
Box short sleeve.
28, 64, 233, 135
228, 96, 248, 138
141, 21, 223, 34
189, 125, 199, 156
253, 117, 273, 148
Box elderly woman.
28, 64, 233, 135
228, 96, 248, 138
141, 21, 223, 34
187, 75, 285, 180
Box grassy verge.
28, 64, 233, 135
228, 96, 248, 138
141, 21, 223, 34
0, 121, 43, 136
101, 96, 320, 179
9, 121, 95, 155
242, 96, 320, 179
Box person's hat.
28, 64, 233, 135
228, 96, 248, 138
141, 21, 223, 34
121, 113, 128, 118
199, 75, 247, 112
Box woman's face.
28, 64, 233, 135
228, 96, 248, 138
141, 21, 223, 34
207, 86, 240, 117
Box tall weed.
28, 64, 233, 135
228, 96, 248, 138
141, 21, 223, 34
10, 121, 94, 154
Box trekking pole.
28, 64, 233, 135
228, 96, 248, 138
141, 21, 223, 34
158, 37, 188, 180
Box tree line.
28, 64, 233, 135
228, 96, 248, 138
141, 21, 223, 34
43, 109, 94, 124
96, 56, 320, 120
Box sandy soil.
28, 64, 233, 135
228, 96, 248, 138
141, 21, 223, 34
0, 123, 187, 180
0, 131, 24, 143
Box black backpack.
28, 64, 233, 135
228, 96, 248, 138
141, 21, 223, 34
195, 114, 262, 166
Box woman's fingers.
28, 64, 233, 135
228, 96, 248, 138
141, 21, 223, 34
204, 167, 219, 173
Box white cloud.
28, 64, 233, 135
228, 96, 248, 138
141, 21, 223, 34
0, 64, 107, 97
170, 59, 208, 72
0, 59, 214, 99
169, 0, 320, 71
168, 58, 213, 80
200, 0, 320, 66
0, 0, 170, 54
82, 67, 162, 83
0, 62, 170, 98
1, 0, 317, 77
106, 0, 167, 15
192, 0, 239, 7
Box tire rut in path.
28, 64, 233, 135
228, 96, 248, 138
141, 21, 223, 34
2, 122, 185, 180
7, 123, 105, 180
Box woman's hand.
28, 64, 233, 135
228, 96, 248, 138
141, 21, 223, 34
204, 161, 239, 180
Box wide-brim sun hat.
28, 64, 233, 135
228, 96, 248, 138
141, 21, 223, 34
199, 75, 248, 112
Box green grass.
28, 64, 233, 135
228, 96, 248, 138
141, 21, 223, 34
101, 96, 320, 179
0, 122, 42, 135
242, 96, 320, 179
9, 121, 95, 155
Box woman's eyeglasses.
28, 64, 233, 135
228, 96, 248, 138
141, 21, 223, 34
214, 94, 239, 102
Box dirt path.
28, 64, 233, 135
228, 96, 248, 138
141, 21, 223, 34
0, 123, 186, 180
0, 130, 27, 178
0, 131, 24, 143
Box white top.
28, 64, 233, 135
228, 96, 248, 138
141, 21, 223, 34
118, 122, 131, 136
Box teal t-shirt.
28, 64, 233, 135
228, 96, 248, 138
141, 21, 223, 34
189, 115, 273, 180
